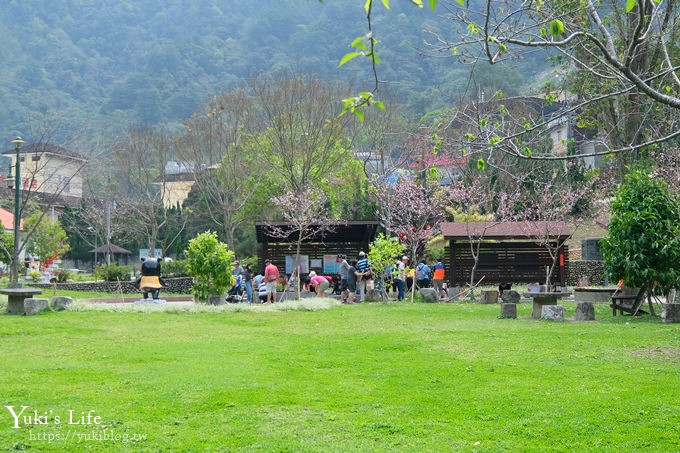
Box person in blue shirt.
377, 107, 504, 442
355, 251, 371, 301
415, 259, 430, 289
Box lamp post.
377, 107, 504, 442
88, 226, 97, 269
10, 136, 25, 287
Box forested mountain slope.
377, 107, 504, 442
1, 0, 547, 145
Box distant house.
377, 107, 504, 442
160, 161, 195, 209
444, 95, 605, 168
1, 143, 87, 216
544, 106, 604, 168
408, 153, 468, 185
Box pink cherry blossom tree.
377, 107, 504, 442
371, 175, 449, 301
266, 186, 337, 300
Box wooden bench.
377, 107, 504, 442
610, 287, 646, 316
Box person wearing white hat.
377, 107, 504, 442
305, 271, 317, 293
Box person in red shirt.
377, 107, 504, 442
309, 272, 330, 297
263, 259, 280, 303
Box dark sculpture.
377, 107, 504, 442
135, 257, 164, 300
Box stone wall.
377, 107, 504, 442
31, 277, 193, 294
567, 261, 606, 286
28, 265, 607, 293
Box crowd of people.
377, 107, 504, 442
226, 253, 448, 304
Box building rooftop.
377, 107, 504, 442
1, 143, 86, 161
441, 221, 572, 240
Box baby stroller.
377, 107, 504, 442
226, 275, 245, 303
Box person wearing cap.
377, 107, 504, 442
355, 251, 371, 301
232, 260, 245, 280
305, 270, 317, 292
336, 254, 350, 303
263, 259, 280, 303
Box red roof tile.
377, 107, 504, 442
0, 207, 21, 230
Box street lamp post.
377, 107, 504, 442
10, 136, 25, 287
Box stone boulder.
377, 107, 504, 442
24, 298, 49, 316
419, 288, 439, 303
541, 305, 565, 321
480, 290, 499, 304
445, 286, 459, 301
50, 296, 73, 311
365, 289, 383, 302
574, 302, 595, 321
499, 303, 517, 319
500, 290, 521, 304
661, 303, 680, 323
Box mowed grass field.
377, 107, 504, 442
0, 300, 679, 452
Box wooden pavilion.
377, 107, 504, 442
255, 221, 380, 276
441, 221, 572, 287
90, 244, 133, 266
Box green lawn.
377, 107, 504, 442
0, 301, 678, 452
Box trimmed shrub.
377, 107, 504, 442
93, 264, 131, 282
162, 259, 189, 277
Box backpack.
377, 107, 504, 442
416, 263, 430, 280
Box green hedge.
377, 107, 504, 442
93, 264, 131, 282
162, 259, 189, 277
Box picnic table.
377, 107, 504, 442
1, 287, 44, 314
523, 291, 572, 319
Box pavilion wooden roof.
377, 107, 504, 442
90, 244, 132, 254
441, 221, 572, 241
255, 221, 380, 244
